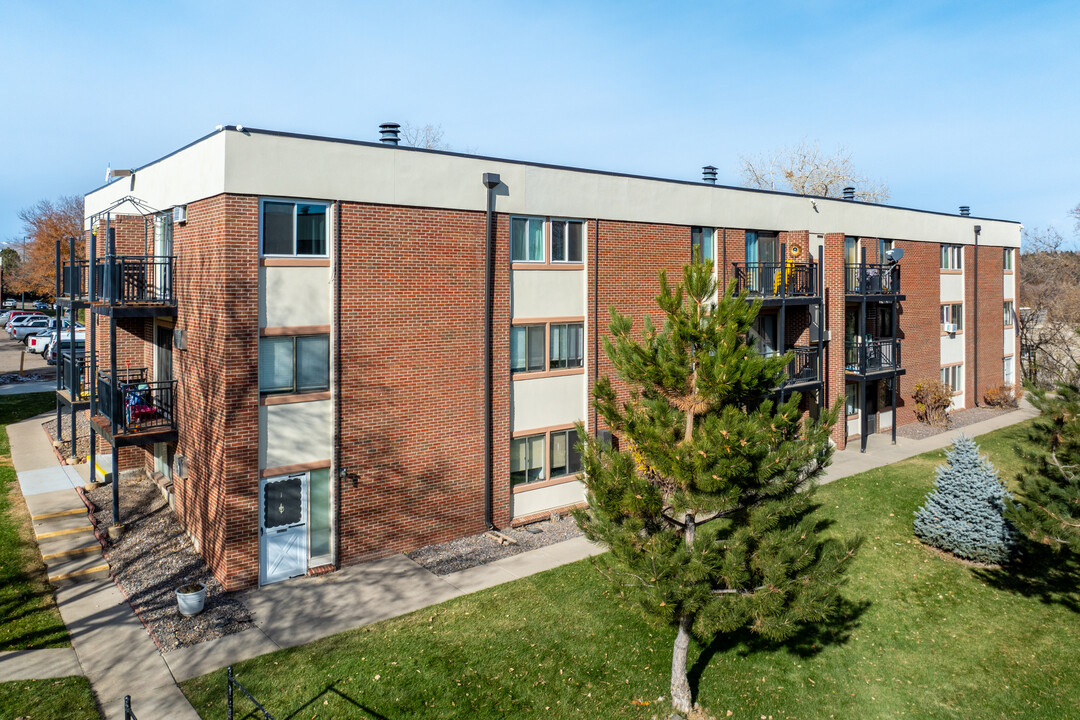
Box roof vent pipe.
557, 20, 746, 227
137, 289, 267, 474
959, 206, 970, 216
842, 186, 855, 200
379, 123, 401, 145
702, 166, 718, 184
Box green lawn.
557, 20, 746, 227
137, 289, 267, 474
182, 418, 1079, 719
0, 677, 99, 720
0, 392, 71, 650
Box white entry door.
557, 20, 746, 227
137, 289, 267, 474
260, 473, 308, 585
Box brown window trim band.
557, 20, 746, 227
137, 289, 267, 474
512, 473, 584, 494
510, 501, 588, 527
939, 269, 963, 275
261, 459, 331, 478
260, 325, 332, 337
261, 391, 331, 406
511, 422, 578, 439
511, 316, 585, 325
261, 258, 332, 267
512, 368, 585, 381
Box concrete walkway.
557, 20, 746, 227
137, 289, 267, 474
822, 400, 1038, 485
0, 380, 59, 395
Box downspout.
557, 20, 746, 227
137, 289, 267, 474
333, 201, 342, 569
973, 225, 981, 405
482, 173, 500, 529
593, 218, 599, 433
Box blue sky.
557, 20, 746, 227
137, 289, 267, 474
1, 0, 1077, 243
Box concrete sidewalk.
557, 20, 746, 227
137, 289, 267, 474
822, 401, 1038, 485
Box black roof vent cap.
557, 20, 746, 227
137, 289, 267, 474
379, 123, 401, 145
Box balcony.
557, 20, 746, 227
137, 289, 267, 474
57, 352, 91, 406
845, 263, 901, 296
92, 368, 178, 445
783, 346, 820, 386
60, 255, 176, 315
845, 339, 903, 376
732, 261, 818, 301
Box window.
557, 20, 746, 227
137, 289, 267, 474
510, 325, 546, 373
511, 434, 545, 485
1003, 301, 1015, 327
879, 377, 896, 408
308, 468, 332, 559
549, 323, 584, 369
259, 335, 330, 394
845, 236, 859, 265
748, 314, 778, 356
261, 200, 328, 256
940, 303, 963, 332
511, 217, 545, 262
550, 429, 582, 478
940, 244, 963, 270
941, 364, 963, 394
1004, 356, 1014, 385
691, 227, 715, 264
845, 384, 859, 416
1003, 248, 1014, 271
550, 220, 583, 263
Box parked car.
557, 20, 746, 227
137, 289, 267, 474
45, 334, 86, 365
13, 318, 52, 342
5, 313, 47, 335
33, 300, 52, 310
28, 322, 84, 354
2, 299, 15, 309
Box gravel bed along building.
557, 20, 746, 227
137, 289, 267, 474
43, 410, 93, 461
407, 515, 584, 576
894, 405, 1015, 441
86, 475, 254, 653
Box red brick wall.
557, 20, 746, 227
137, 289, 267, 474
966, 244, 1006, 405
335, 202, 509, 568
894, 240, 941, 426
822, 233, 847, 447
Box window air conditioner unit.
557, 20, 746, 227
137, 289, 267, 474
943, 323, 958, 333
172, 205, 187, 224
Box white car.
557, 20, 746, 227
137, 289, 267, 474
45, 334, 86, 365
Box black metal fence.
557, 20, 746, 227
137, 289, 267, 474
96, 368, 177, 434
60, 352, 91, 401
784, 346, 820, 385
845, 339, 901, 374
228, 665, 276, 720
844, 263, 901, 295
732, 261, 818, 298
124, 695, 138, 720
60, 255, 176, 305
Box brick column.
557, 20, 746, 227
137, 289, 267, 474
823, 232, 847, 449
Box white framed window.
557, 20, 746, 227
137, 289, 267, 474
549, 323, 584, 369
511, 434, 545, 485
510, 324, 546, 373
940, 303, 964, 332
941, 364, 963, 394
511, 217, 545, 262
845, 384, 859, 416
259, 335, 330, 395
1004, 301, 1015, 328
940, 244, 963, 270
261, 199, 329, 257
550, 219, 584, 263
1003, 248, 1014, 271
1004, 356, 1015, 385
549, 428, 583, 478
511, 320, 584, 375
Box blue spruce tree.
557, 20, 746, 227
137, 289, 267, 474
914, 434, 1016, 564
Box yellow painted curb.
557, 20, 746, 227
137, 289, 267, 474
42, 545, 98, 561
35, 526, 92, 540
48, 564, 109, 582
31, 508, 85, 521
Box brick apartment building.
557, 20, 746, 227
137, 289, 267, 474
57, 125, 1020, 590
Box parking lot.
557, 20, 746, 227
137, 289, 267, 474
0, 303, 57, 377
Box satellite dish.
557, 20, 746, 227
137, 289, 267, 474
885, 247, 905, 263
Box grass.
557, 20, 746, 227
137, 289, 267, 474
182, 418, 1079, 719
0, 392, 71, 650
0, 677, 99, 720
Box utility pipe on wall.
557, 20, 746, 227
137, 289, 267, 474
973, 224, 981, 405
482, 173, 500, 529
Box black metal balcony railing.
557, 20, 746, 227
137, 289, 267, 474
60, 352, 91, 401
845, 339, 902, 375
845, 263, 901, 295
784, 346, 820, 385
732, 261, 817, 298
60, 255, 176, 305
96, 368, 177, 434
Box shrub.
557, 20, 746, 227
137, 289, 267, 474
914, 434, 1016, 565
913, 378, 953, 427
983, 383, 1018, 408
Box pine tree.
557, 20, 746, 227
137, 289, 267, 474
1006, 382, 1080, 554
913, 434, 1016, 565
575, 263, 854, 716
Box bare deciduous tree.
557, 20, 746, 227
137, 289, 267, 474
400, 122, 449, 150
1019, 220, 1080, 389
739, 140, 890, 203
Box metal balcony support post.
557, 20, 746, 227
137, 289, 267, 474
892, 368, 898, 445
859, 379, 867, 453
67, 236, 77, 456
88, 216, 97, 483
55, 239, 62, 440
